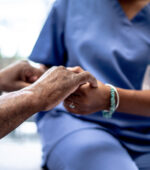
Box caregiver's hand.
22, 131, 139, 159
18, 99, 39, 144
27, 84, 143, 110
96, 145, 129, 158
27, 66, 98, 111
64, 67, 110, 114
0, 60, 45, 92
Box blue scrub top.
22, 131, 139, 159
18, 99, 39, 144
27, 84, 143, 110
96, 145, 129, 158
29, 0, 150, 152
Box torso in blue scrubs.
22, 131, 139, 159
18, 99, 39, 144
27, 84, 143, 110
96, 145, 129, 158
29, 0, 150, 165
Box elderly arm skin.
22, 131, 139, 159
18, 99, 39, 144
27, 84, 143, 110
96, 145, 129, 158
0, 66, 97, 139
0, 89, 40, 139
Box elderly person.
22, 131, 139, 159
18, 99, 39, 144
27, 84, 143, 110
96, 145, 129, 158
0, 61, 96, 138
29, 0, 150, 169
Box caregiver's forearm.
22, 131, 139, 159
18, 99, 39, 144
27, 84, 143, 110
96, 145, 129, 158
116, 88, 150, 116
64, 67, 150, 117
0, 89, 39, 139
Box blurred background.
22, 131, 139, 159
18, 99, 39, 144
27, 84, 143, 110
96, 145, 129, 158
0, 0, 54, 169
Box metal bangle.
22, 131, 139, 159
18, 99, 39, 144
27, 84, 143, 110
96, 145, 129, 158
102, 84, 120, 118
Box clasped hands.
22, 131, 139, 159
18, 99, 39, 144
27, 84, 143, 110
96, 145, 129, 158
64, 67, 110, 114
0, 61, 110, 114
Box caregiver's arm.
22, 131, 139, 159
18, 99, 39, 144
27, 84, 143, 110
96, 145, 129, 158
115, 88, 150, 116
64, 67, 150, 117
0, 66, 97, 139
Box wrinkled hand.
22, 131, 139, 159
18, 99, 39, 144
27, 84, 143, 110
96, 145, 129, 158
0, 60, 46, 92
27, 66, 98, 111
64, 67, 110, 115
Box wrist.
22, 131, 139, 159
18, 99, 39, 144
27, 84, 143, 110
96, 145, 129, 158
102, 84, 120, 118
102, 85, 111, 110
21, 87, 44, 113
25, 84, 48, 112
97, 82, 110, 110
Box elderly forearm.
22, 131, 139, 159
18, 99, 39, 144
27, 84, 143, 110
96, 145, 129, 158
0, 65, 98, 138
0, 89, 39, 138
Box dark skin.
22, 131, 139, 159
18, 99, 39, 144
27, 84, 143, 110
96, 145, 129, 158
118, 0, 150, 20
0, 63, 97, 139
0, 60, 46, 92
64, 67, 110, 114
64, 67, 150, 117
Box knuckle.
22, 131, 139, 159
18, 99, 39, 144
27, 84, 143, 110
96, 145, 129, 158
84, 71, 90, 77
59, 66, 65, 70
51, 66, 57, 69
85, 71, 95, 80
80, 71, 90, 81
75, 66, 82, 71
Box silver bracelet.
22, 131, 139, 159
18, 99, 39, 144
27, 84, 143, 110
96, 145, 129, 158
102, 84, 120, 118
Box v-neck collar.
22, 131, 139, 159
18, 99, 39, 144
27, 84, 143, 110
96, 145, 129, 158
114, 0, 150, 25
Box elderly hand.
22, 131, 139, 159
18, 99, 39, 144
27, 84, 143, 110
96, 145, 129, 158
64, 67, 110, 115
0, 60, 46, 92
27, 66, 98, 111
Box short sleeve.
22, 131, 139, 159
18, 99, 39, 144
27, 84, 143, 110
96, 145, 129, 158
29, 0, 68, 66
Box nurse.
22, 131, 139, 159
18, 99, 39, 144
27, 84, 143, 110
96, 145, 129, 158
29, 0, 150, 169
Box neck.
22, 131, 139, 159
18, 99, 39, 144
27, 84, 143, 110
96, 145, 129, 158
118, 0, 150, 20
